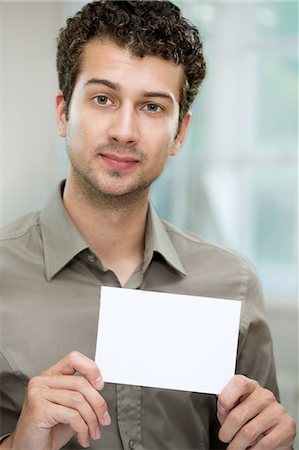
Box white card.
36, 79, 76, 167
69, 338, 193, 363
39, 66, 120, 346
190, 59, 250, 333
95, 286, 241, 394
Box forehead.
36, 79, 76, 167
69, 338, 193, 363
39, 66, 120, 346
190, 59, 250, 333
75, 38, 184, 102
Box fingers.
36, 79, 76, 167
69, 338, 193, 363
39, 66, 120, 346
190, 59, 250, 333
219, 403, 282, 449
217, 375, 296, 450
41, 388, 103, 441
249, 417, 297, 450
27, 371, 111, 443
218, 384, 276, 443
15, 352, 111, 449
218, 375, 258, 418
47, 404, 91, 448
42, 351, 104, 391
34, 374, 110, 426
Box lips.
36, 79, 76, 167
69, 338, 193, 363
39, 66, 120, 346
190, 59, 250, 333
100, 153, 139, 170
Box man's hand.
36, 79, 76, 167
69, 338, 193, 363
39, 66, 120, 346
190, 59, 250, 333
217, 374, 296, 450
6, 351, 111, 450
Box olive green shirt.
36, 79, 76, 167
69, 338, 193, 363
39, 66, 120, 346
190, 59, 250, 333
0, 182, 279, 449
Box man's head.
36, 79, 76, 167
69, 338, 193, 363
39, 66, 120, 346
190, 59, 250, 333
57, 1, 207, 205
57, 0, 206, 125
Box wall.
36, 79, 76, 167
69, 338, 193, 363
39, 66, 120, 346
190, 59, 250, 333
0, 2, 67, 226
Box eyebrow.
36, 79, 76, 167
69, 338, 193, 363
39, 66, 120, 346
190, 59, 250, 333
84, 78, 119, 90
141, 91, 174, 104
84, 78, 175, 104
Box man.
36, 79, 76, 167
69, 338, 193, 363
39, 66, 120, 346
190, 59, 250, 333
0, 1, 296, 449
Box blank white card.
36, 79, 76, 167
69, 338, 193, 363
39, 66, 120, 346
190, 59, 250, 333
95, 287, 241, 395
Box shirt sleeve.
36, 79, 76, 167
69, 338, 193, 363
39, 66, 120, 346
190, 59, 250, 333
236, 259, 279, 398
209, 258, 279, 449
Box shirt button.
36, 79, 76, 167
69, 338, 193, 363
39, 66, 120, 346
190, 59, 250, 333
129, 439, 136, 449
87, 254, 96, 263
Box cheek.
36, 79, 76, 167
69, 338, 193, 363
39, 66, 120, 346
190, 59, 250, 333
151, 142, 173, 170
66, 119, 89, 152
151, 121, 176, 147
148, 133, 176, 165
71, 114, 105, 146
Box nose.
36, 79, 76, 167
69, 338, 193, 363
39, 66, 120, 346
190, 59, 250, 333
107, 104, 140, 145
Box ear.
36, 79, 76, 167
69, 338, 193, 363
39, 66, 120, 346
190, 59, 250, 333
56, 91, 67, 137
170, 111, 192, 156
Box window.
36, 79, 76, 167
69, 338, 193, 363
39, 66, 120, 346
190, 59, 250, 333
152, 1, 298, 309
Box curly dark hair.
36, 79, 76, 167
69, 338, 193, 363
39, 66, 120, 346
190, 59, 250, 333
57, 0, 206, 125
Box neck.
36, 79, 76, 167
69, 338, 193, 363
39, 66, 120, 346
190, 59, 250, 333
63, 177, 149, 285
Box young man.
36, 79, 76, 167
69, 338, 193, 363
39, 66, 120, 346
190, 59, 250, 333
0, 1, 296, 449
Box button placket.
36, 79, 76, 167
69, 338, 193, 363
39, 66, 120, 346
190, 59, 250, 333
87, 254, 96, 263
117, 384, 142, 450
129, 439, 136, 449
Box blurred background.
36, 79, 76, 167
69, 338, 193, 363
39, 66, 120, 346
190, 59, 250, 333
0, 1, 298, 444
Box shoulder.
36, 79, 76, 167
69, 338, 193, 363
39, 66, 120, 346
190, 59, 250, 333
0, 211, 41, 243
161, 221, 267, 344
0, 212, 44, 285
163, 219, 251, 269
162, 219, 261, 302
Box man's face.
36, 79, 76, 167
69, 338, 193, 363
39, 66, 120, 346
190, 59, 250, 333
56, 39, 191, 199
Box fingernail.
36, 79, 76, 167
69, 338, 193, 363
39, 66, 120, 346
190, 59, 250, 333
94, 426, 101, 440
101, 410, 111, 426
218, 404, 226, 415
95, 376, 104, 391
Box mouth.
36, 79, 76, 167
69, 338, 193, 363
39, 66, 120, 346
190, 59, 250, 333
100, 153, 140, 170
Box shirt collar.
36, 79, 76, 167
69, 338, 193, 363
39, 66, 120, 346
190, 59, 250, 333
40, 182, 186, 281
40, 182, 88, 281
145, 204, 187, 277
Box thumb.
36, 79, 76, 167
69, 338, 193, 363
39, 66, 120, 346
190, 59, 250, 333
42, 351, 104, 391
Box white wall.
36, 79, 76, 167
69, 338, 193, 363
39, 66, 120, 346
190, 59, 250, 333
0, 2, 67, 226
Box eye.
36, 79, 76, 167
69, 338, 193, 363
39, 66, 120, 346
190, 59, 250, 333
93, 95, 112, 106
145, 103, 162, 113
